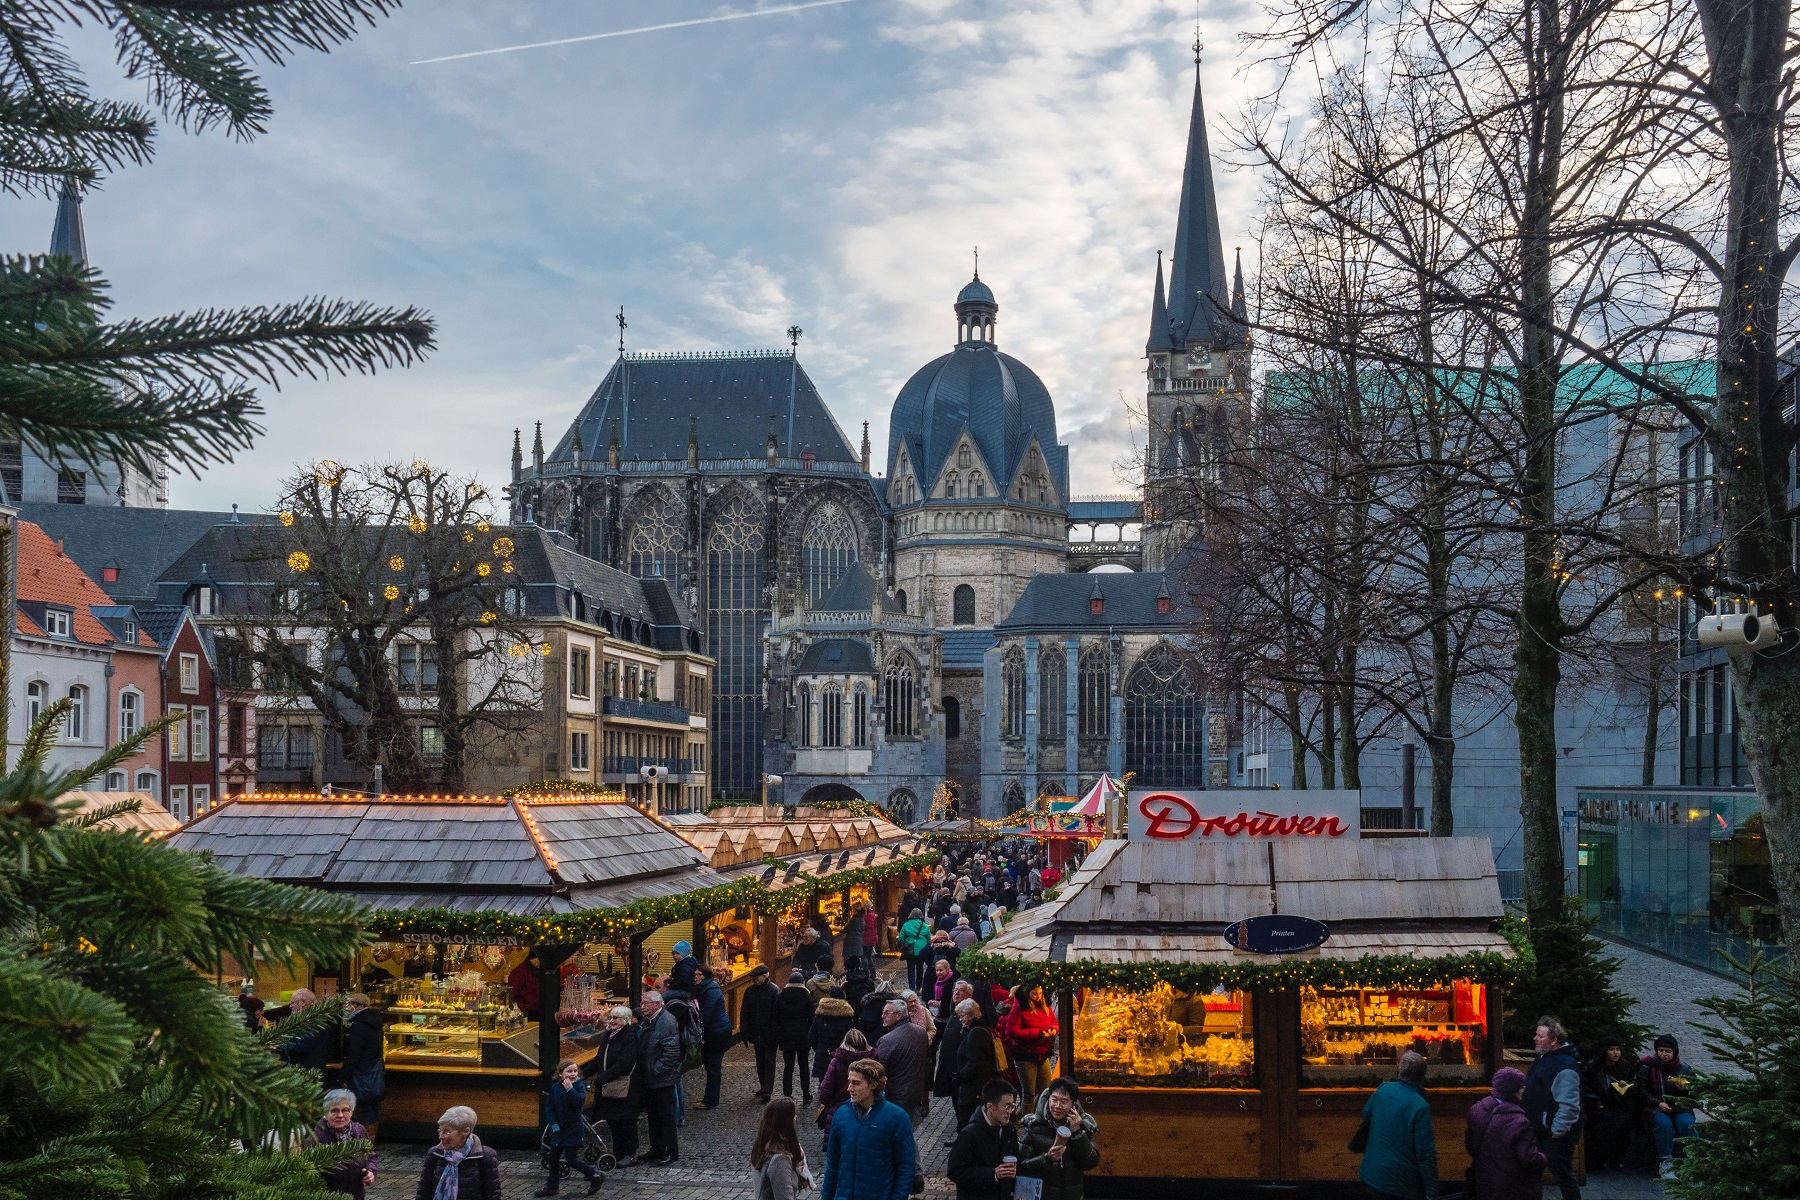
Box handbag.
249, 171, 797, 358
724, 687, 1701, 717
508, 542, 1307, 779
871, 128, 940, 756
1347, 1111, 1371, 1154
990, 1030, 1009, 1073
601, 1075, 631, 1100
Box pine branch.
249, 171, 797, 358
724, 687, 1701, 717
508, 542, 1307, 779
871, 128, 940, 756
0, 956, 137, 1088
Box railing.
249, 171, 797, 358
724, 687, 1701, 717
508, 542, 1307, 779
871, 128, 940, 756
603, 756, 693, 776
1497, 870, 1525, 904
781, 609, 930, 631
602, 695, 691, 724
622, 349, 792, 361
526, 456, 868, 480
1159, 376, 1231, 391
1068, 541, 1142, 554
1360, 806, 1425, 831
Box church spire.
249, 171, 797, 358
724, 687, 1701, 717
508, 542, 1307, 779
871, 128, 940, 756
1166, 60, 1233, 349
50, 178, 87, 264
1231, 246, 1247, 324
1146, 249, 1171, 354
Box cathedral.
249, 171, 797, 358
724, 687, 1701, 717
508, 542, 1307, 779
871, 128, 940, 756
508, 62, 1250, 820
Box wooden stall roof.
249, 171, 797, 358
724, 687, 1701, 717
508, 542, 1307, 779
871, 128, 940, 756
670, 807, 922, 873
167, 795, 720, 915
63, 790, 182, 835
980, 837, 1513, 968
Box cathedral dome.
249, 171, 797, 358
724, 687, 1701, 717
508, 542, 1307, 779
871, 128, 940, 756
886, 275, 1068, 503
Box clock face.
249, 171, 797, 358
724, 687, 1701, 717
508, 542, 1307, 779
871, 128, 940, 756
1187, 349, 1211, 371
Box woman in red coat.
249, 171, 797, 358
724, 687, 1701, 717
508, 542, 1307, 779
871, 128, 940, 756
1001, 985, 1060, 1102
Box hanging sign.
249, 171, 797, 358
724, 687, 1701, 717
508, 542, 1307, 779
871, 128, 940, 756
1222, 914, 1332, 955
1126, 789, 1361, 842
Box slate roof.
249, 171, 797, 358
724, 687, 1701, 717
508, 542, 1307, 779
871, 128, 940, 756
549, 352, 859, 465
939, 628, 998, 670
1067, 497, 1143, 523
814, 562, 894, 614
14, 520, 153, 647
796, 638, 875, 675
997, 571, 1188, 632
20, 504, 277, 608
1160, 72, 1240, 352
168, 796, 725, 914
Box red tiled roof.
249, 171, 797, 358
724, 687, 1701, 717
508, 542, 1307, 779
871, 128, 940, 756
15, 520, 151, 648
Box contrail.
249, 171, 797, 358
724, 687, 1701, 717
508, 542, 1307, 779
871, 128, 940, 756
412, 0, 866, 65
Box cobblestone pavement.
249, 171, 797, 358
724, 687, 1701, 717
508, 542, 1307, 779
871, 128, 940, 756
1604, 938, 1743, 1074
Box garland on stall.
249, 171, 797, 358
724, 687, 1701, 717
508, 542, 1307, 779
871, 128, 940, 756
750, 852, 939, 914
502, 779, 625, 799
953, 945, 1531, 993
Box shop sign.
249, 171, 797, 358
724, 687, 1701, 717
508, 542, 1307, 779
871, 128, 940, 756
1126, 789, 1361, 842
398, 932, 528, 947
1222, 914, 1331, 954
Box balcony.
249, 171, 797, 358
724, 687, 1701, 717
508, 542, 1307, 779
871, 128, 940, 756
602, 695, 691, 725
601, 755, 694, 784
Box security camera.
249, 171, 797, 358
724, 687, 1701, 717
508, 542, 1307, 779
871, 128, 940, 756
1697, 608, 1781, 654
639, 764, 666, 781
764, 774, 783, 788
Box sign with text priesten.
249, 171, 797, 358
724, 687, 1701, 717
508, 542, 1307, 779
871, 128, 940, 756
1126, 788, 1362, 842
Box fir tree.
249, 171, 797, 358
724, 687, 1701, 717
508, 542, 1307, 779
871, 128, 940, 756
1503, 899, 1650, 1053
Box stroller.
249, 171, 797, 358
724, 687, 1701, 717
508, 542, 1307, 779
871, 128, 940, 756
539, 1112, 617, 1175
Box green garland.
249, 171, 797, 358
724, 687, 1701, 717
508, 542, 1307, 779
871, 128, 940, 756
502, 779, 622, 799
954, 945, 1528, 993
365, 852, 937, 944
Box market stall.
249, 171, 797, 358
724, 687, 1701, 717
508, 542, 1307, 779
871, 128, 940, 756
960, 835, 1520, 1192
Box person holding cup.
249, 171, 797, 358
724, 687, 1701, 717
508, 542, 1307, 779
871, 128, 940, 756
1018, 1079, 1100, 1200
947, 1079, 1021, 1200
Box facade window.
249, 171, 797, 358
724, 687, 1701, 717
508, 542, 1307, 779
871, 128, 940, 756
1039, 649, 1065, 740
1078, 644, 1110, 738
192, 785, 210, 814
707, 495, 766, 797
398, 643, 439, 694
135, 769, 158, 792
570, 731, 591, 771
25, 680, 46, 726
179, 653, 199, 694
167, 704, 188, 760
894, 588, 907, 613
105, 770, 126, 791
570, 646, 592, 698
118, 690, 141, 741
1002, 647, 1026, 739
227, 704, 245, 755
972, 474, 985, 498
1003, 779, 1026, 813
959, 445, 972, 468
502, 586, 526, 615
188, 707, 209, 760
1125, 643, 1206, 787
801, 501, 860, 606
194, 586, 215, 615
822, 684, 844, 748
887, 788, 918, 824
169, 786, 188, 823
625, 490, 683, 583
945, 474, 958, 499
56, 467, 85, 504
421, 726, 445, 761
65, 685, 86, 740
795, 683, 813, 747
0, 441, 20, 503
944, 695, 961, 739
953, 585, 976, 626
853, 685, 870, 747
883, 655, 917, 738
43, 608, 72, 638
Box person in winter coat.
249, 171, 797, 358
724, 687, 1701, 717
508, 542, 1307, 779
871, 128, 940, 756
953, 999, 1000, 1133
1581, 1038, 1642, 1171
307, 1089, 378, 1200
1001, 986, 1059, 1104
817, 1030, 873, 1143
275, 989, 334, 1075
639, 992, 684, 1166
810, 995, 858, 1088
933, 984, 973, 1106
751, 1097, 812, 1200
341, 994, 386, 1137
929, 960, 961, 1025
900, 909, 933, 993
1465, 1067, 1546, 1200
842, 904, 867, 968
776, 969, 819, 1102
946, 1078, 1020, 1200
1523, 1017, 1582, 1200
585, 1005, 643, 1166
903, 990, 936, 1040
741, 964, 782, 1102
859, 983, 896, 1046
1639, 1034, 1696, 1180
862, 905, 880, 976
795, 926, 827, 977
414, 1106, 502, 1200
844, 959, 875, 1013
670, 941, 703, 993
875, 997, 932, 1122
820, 1058, 916, 1200
696, 967, 734, 1109
1356, 1052, 1438, 1200
537, 1059, 603, 1196
1017, 1078, 1100, 1200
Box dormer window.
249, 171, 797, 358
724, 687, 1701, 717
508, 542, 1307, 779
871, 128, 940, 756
802, 451, 816, 470
1090, 595, 1104, 616
1157, 595, 1172, 615
194, 585, 215, 615
101, 565, 120, 583
43, 608, 72, 638
122, 620, 137, 641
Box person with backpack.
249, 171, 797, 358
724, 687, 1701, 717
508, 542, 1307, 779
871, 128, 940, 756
1465, 1067, 1545, 1200
899, 909, 933, 994
695, 966, 734, 1109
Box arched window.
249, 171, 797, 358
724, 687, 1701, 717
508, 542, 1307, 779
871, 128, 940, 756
1039, 648, 1065, 740
795, 683, 813, 747
822, 683, 844, 748
1003, 779, 1026, 814
135, 769, 159, 793
625, 491, 682, 582
853, 684, 870, 747
25, 680, 46, 726
894, 588, 908, 613
118, 690, 141, 740
972, 473, 985, 498
105, 769, 126, 791
1078, 643, 1110, 738
884, 654, 916, 738
944, 695, 961, 739
1125, 643, 1206, 787
887, 788, 918, 825
953, 585, 976, 626
958, 445, 972, 468
1002, 646, 1026, 739
66, 685, 86, 740
708, 495, 766, 795
801, 501, 859, 605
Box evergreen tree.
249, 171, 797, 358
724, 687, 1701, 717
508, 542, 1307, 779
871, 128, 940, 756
1503, 899, 1650, 1054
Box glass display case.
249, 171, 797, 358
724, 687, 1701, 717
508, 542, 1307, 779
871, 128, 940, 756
776, 908, 804, 960
1299, 983, 1487, 1086
1073, 982, 1255, 1088
816, 891, 847, 933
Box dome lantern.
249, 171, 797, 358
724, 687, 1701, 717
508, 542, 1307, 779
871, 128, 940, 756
955, 260, 997, 345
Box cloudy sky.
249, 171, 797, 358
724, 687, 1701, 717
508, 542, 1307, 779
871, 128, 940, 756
19, 0, 1266, 513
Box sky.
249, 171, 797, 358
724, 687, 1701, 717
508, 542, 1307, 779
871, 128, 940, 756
14, 0, 1267, 514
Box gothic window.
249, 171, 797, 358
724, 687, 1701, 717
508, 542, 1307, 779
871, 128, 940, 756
884, 654, 917, 738
894, 588, 908, 613
1078, 643, 1110, 738
945, 473, 958, 499
801, 501, 859, 605
795, 683, 813, 747
822, 683, 844, 748
1003, 779, 1026, 814
887, 788, 918, 825
972, 473, 985, 498
953, 585, 975, 626
707, 495, 766, 796
944, 695, 961, 739
958, 445, 972, 468
1002, 646, 1026, 739
853, 684, 870, 747
1125, 643, 1206, 787
626, 492, 682, 583
1039, 648, 1065, 740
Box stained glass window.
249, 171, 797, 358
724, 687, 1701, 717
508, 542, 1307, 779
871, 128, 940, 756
626, 491, 683, 583
707, 496, 765, 796
1002, 646, 1026, 739
1039, 647, 1065, 740
801, 501, 859, 605
884, 654, 916, 738
1078, 643, 1110, 738
1125, 643, 1206, 787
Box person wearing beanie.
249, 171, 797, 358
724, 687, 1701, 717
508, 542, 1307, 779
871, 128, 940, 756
670, 940, 701, 993
1582, 1037, 1642, 1171
1639, 1034, 1695, 1179
1465, 1067, 1546, 1200
741, 964, 782, 1102
775, 968, 818, 1103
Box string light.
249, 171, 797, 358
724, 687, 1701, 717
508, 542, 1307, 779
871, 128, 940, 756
287, 551, 311, 571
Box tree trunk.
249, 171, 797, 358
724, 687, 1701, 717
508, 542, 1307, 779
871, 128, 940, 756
1318, 686, 1338, 789
1641, 633, 1664, 787
1288, 689, 1310, 790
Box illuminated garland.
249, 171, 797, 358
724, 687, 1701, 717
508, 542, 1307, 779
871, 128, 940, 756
502, 779, 624, 799
750, 853, 939, 914
954, 946, 1529, 992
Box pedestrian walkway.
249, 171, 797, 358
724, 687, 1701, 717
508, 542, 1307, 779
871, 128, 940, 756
1604, 937, 1743, 1074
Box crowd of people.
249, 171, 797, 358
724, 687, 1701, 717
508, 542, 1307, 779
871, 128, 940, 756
1354, 1015, 1699, 1200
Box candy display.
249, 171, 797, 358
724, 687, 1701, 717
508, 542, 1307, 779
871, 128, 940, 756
1073, 982, 1255, 1088
1299, 983, 1487, 1086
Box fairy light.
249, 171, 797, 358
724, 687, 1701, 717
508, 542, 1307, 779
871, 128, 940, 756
384, 585, 400, 600
389, 555, 405, 571
287, 551, 311, 571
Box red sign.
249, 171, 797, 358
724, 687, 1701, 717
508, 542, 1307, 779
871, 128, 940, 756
1132, 791, 1353, 841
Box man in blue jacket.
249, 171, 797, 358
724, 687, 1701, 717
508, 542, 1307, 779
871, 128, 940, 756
639, 991, 684, 1166
821, 1059, 916, 1200
1356, 1051, 1438, 1200
694, 965, 734, 1109
1523, 1016, 1583, 1200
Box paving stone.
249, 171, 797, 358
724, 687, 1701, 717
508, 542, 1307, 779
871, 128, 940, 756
1603, 938, 1743, 1074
